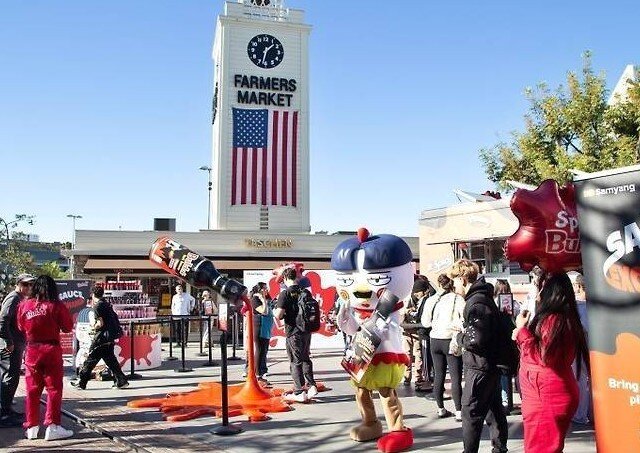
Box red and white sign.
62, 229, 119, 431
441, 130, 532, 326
243, 269, 342, 349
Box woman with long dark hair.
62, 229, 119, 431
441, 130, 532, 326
17, 275, 74, 441
421, 274, 465, 420
512, 272, 589, 452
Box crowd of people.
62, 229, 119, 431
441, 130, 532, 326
0, 260, 593, 451
390, 261, 593, 453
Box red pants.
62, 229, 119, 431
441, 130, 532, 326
23, 344, 64, 428
520, 365, 578, 453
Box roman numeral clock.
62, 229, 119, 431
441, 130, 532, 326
248, 34, 284, 69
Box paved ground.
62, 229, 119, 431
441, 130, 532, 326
1, 340, 596, 452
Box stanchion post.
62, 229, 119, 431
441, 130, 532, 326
228, 311, 241, 362
175, 317, 193, 373
128, 321, 142, 380
167, 316, 178, 361
213, 302, 241, 436
197, 316, 207, 357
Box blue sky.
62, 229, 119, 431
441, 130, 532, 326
0, 0, 637, 243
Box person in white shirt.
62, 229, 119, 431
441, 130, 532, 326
171, 284, 195, 346
421, 274, 465, 421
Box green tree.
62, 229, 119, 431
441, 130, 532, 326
38, 261, 69, 279
0, 246, 37, 293
480, 53, 640, 188
0, 214, 37, 292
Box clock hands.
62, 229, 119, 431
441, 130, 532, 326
261, 44, 274, 64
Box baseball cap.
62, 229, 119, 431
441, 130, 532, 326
16, 273, 36, 284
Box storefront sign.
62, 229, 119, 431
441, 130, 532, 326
234, 74, 297, 107
244, 238, 293, 248
56, 279, 91, 355
574, 165, 640, 452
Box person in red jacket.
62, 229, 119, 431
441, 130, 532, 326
17, 275, 74, 441
512, 272, 589, 453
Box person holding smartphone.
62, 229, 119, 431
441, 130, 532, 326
512, 273, 589, 452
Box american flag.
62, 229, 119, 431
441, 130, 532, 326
231, 108, 298, 207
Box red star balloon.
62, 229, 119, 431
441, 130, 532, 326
505, 179, 582, 273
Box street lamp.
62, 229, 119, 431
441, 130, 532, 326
199, 166, 213, 230
66, 214, 82, 278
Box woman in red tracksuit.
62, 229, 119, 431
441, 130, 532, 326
512, 273, 590, 453
17, 275, 74, 441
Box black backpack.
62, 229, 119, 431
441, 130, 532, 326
495, 311, 519, 375
294, 289, 321, 333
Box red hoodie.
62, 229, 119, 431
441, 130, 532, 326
17, 298, 73, 344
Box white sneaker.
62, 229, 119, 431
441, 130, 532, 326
44, 424, 73, 441
307, 385, 318, 398
455, 410, 462, 421
26, 426, 39, 440
284, 391, 308, 403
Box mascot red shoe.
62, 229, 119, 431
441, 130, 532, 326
332, 228, 414, 453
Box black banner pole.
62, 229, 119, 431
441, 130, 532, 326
213, 306, 241, 436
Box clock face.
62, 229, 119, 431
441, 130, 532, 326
247, 34, 284, 69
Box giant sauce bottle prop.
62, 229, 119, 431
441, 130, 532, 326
148, 236, 272, 407
149, 236, 246, 299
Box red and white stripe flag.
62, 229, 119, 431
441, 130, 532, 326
231, 108, 298, 207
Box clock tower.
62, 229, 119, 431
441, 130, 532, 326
210, 0, 311, 232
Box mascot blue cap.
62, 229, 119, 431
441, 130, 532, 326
331, 227, 413, 272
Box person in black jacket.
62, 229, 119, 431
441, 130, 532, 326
0, 273, 34, 427
451, 259, 508, 453
71, 286, 128, 390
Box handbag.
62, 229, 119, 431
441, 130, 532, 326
448, 295, 463, 356
449, 332, 462, 356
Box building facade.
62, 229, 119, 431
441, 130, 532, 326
211, 0, 311, 232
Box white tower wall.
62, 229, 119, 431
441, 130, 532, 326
211, 1, 311, 232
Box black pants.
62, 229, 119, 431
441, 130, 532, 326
78, 342, 127, 386
431, 337, 463, 410
285, 332, 315, 393
462, 367, 509, 453
256, 337, 270, 377
0, 343, 24, 415
173, 318, 189, 345
420, 335, 434, 382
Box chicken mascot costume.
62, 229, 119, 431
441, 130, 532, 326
332, 228, 414, 453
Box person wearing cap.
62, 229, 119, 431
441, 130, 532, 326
400, 278, 433, 392
0, 273, 35, 427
